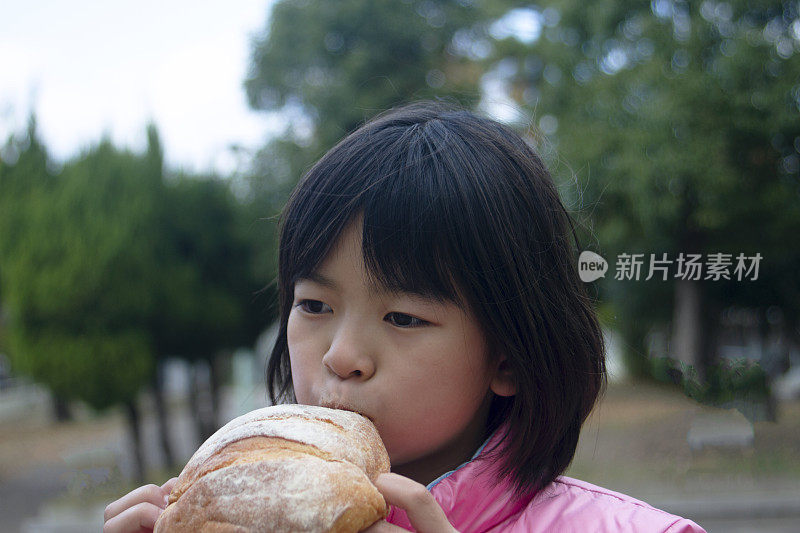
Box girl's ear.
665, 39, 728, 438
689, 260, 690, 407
490, 357, 516, 397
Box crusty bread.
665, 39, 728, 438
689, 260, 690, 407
154, 405, 391, 533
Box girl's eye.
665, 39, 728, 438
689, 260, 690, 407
385, 312, 427, 328
298, 299, 331, 314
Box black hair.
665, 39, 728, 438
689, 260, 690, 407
267, 101, 606, 496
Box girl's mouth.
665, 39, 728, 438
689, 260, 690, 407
319, 400, 374, 423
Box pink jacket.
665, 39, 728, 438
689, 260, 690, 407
386, 430, 706, 532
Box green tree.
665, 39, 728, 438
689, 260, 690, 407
2, 118, 271, 474
0, 115, 53, 303
154, 170, 259, 442
488, 0, 800, 379
0, 116, 77, 420
133, 125, 266, 462
1, 136, 160, 481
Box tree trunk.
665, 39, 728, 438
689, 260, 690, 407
208, 353, 225, 433
190, 360, 216, 444
758, 307, 780, 422
51, 393, 73, 422
698, 298, 719, 382
670, 278, 705, 378
152, 360, 175, 469
124, 399, 146, 484
188, 362, 203, 448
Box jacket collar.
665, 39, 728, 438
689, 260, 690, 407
387, 425, 537, 532
425, 429, 496, 490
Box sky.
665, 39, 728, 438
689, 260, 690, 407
1, 0, 279, 174
0, 2, 546, 175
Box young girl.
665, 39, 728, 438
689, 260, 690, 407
104, 102, 705, 532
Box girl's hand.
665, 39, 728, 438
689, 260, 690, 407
103, 477, 178, 533
365, 473, 458, 533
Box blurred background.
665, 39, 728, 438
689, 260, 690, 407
1, 1, 799, 531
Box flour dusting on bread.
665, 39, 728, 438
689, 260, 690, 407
154, 405, 390, 533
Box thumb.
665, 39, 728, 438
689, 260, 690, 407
373, 473, 457, 533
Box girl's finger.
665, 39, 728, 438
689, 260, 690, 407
161, 477, 179, 496
103, 501, 164, 533
104, 484, 169, 522
373, 473, 457, 533
362, 519, 412, 532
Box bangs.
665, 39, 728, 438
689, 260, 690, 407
281, 119, 467, 307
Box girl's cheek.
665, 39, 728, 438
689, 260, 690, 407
289, 355, 308, 400
287, 342, 315, 402
287, 309, 301, 344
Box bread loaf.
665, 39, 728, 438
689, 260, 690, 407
153, 404, 391, 533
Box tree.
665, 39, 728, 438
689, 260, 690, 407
1, 136, 160, 481
153, 170, 257, 442
0, 115, 77, 420
0, 116, 53, 309
485, 0, 800, 378
1, 112, 274, 474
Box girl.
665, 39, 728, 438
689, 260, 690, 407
105, 102, 705, 532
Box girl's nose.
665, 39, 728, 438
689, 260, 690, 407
321, 322, 376, 381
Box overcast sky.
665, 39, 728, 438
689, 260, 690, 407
0, 2, 544, 175
1, 0, 279, 174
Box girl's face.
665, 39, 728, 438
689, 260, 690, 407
287, 220, 511, 485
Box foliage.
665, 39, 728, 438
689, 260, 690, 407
1, 133, 159, 410
9, 328, 154, 411
152, 173, 253, 361
0, 116, 53, 303
487, 0, 800, 368
245, 0, 503, 151
0, 120, 264, 411
651, 355, 770, 408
